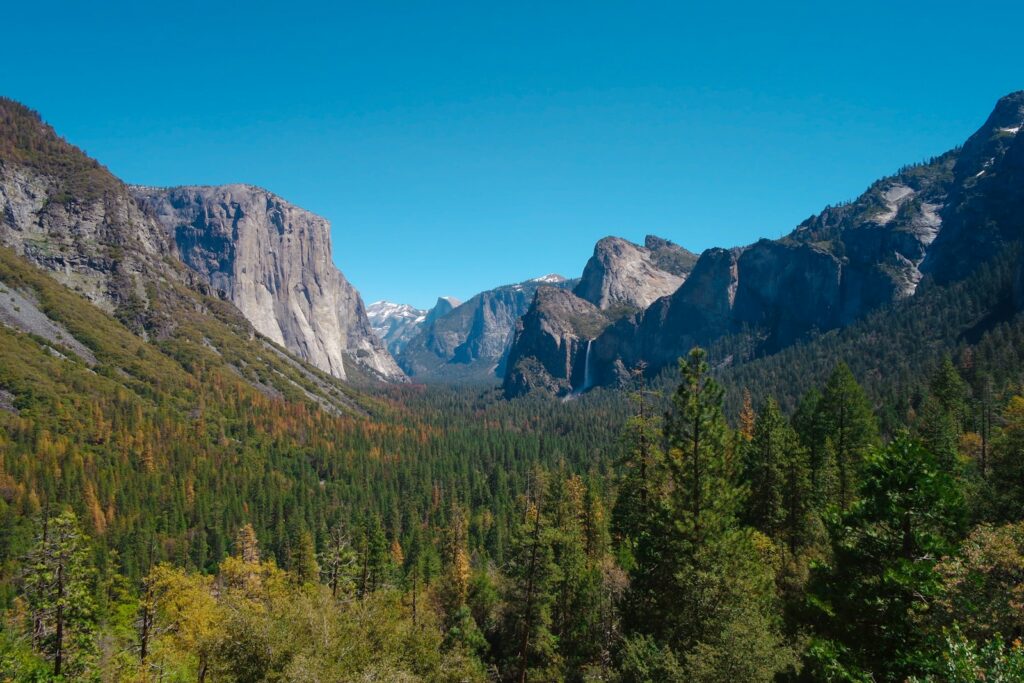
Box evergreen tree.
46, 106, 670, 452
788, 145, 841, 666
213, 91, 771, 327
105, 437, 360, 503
930, 356, 969, 431
815, 363, 879, 512
620, 349, 794, 681
546, 471, 604, 677
744, 398, 817, 558
806, 435, 965, 680
918, 395, 960, 472
991, 396, 1024, 520
291, 529, 319, 584
501, 480, 560, 683
357, 514, 389, 597
319, 522, 357, 598
22, 509, 97, 678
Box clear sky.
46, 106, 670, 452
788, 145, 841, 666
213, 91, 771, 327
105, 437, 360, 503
3, 2, 1023, 308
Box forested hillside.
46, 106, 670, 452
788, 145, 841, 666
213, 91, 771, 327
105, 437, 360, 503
4, 297, 1024, 680
3, 95, 1024, 681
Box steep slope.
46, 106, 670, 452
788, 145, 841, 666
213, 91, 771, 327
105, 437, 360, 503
0, 98, 383, 407
368, 296, 459, 356
398, 275, 573, 382
0, 98, 178, 334
573, 235, 695, 312
503, 235, 698, 394
504, 286, 612, 397
133, 185, 404, 382
505, 91, 1024, 396
921, 91, 1024, 281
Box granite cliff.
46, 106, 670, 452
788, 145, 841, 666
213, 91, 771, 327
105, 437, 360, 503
505, 92, 1024, 396
133, 185, 404, 382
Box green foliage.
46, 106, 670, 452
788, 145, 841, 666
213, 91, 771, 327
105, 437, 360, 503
910, 628, 1024, 682
499, 479, 561, 682
0, 98, 120, 203
807, 435, 965, 680
618, 349, 794, 681
21, 509, 97, 679
932, 522, 1024, 642
815, 363, 879, 511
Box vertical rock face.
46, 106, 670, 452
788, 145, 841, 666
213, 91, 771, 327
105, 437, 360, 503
505, 91, 1024, 396
133, 185, 404, 381
504, 287, 611, 397
397, 275, 573, 382
501, 235, 699, 395
573, 235, 693, 311
368, 296, 460, 356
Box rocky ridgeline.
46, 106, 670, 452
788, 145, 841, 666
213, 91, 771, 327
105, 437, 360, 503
396, 275, 574, 382
133, 185, 403, 382
504, 91, 1024, 397
0, 97, 403, 384
368, 296, 459, 357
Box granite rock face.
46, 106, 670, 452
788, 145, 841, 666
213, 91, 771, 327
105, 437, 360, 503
573, 235, 693, 311
0, 102, 182, 337
368, 296, 459, 356
398, 275, 574, 382
505, 91, 1024, 396
501, 235, 697, 394
134, 185, 404, 381
504, 287, 611, 397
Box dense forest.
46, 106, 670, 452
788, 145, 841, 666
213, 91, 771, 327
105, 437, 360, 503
3, 92, 1024, 681
3, 232, 1024, 680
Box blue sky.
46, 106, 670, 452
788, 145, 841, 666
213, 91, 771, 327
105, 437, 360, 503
4, 2, 1023, 308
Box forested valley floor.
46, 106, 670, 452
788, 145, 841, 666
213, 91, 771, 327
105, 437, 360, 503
3, 239, 1024, 681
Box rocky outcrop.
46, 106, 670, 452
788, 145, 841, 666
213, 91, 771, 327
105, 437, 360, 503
573, 235, 693, 311
0, 100, 176, 331
134, 185, 404, 381
921, 91, 1024, 282
398, 275, 573, 382
504, 287, 611, 397
506, 91, 1024, 396
368, 296, 459, 356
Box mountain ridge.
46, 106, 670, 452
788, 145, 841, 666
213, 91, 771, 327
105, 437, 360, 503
503, 91, 1024, 397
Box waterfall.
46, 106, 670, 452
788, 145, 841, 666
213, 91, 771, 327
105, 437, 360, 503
582, 339, 593, 392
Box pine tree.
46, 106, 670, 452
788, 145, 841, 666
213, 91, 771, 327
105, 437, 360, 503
501, 478, 560, 683
815, 363, 879, 512
291, 530, 319, 584
744, 398, 815, 555
612, 369, 664, 571
739, 389, 756, 441
620, 349, 794, 680
546, 471, 604, 675
319, 522, 357, 598
918, 395, 960, 472
23, 509, 97, 678
743, 398, 788, 538
357, 514, 389, 598
930, 356, 969, 431
806, 435, 965, 680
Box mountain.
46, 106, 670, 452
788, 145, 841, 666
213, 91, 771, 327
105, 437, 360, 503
0, 99, 177, 332
505, 91, 1024, 397
574, 235, 696, 311
132, 185, 404, 382
0, 97, 375, 413
367, 301, 426, 353
503, 234, 698, 397
503, 286, 612, 396
367, 296, 459, 356
397, 275, 574, 382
